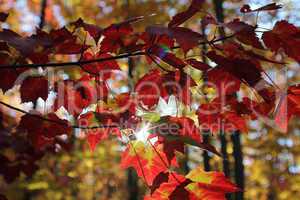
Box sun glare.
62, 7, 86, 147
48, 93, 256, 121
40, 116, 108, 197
135, 123, 151, 142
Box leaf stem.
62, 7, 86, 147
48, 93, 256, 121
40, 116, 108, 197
147, 139, 182, 184
146, 54, 171, 72
128, 140, 151, 189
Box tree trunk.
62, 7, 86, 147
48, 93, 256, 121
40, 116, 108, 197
212, 1, 245, 196
184, 147, 190, 173
127, 168, 139, 200
124, 1, 139, 198
202, 134, 211, 171
220, 134, 231, 200
212, 0, 231, 177
127, 56, 139, 199
220, 133, 230, 177
200, 22, 211, 172
212, 0, 226, 34
231, 132, 244, 200
39, 0, 47, 29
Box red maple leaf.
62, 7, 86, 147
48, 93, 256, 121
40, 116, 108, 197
275, 85, 300, 132
78, 111, 120, 152
49, 27, 89, 55
135, 69, 196, 109
115, 92, 136, 115
100, 21, 134, 53
152, 116, 221, 165
19, 112, 71, 150
263, 20, 300, 62
165, 116, 202, 143
185, 166, 239, 200
148, 45, 186, 69
145, 173, 191, 200
226, 19, 263, 49
207, 51, 263, 88
146, 172, 211, 200
120, 141, 169, 186
20, 76, 48, 104
168, 0, 204, 28
81, 52, 120, 79
140, 31, 174, 52
197, 98, 248, 134
0, 69, 18, 93
186, 58, 211, 72
86, 131, 110, 152
207, 67, 241, 96
135, 69, 163, 109
71, 18, 103, 43
241, 97, 271, 120
146, 26, 203, 54
162, 70, 196, 105
0, 27, 88, 64
54, 75, 108, 116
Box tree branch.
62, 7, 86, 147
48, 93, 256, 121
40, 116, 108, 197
39, 0, 47, 29
0, 35, 234, 70
0, 51, 146, 69
0, 101, 118, 129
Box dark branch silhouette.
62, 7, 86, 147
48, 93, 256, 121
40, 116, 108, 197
0, 35, 233, 69
0, 101, 118, 129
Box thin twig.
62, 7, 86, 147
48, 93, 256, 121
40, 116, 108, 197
0, 51, 146, 69
0, 35, 234, 70
0, 101, 118, 129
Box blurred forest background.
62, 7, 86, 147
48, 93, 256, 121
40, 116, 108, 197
0, 0, 300, 200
